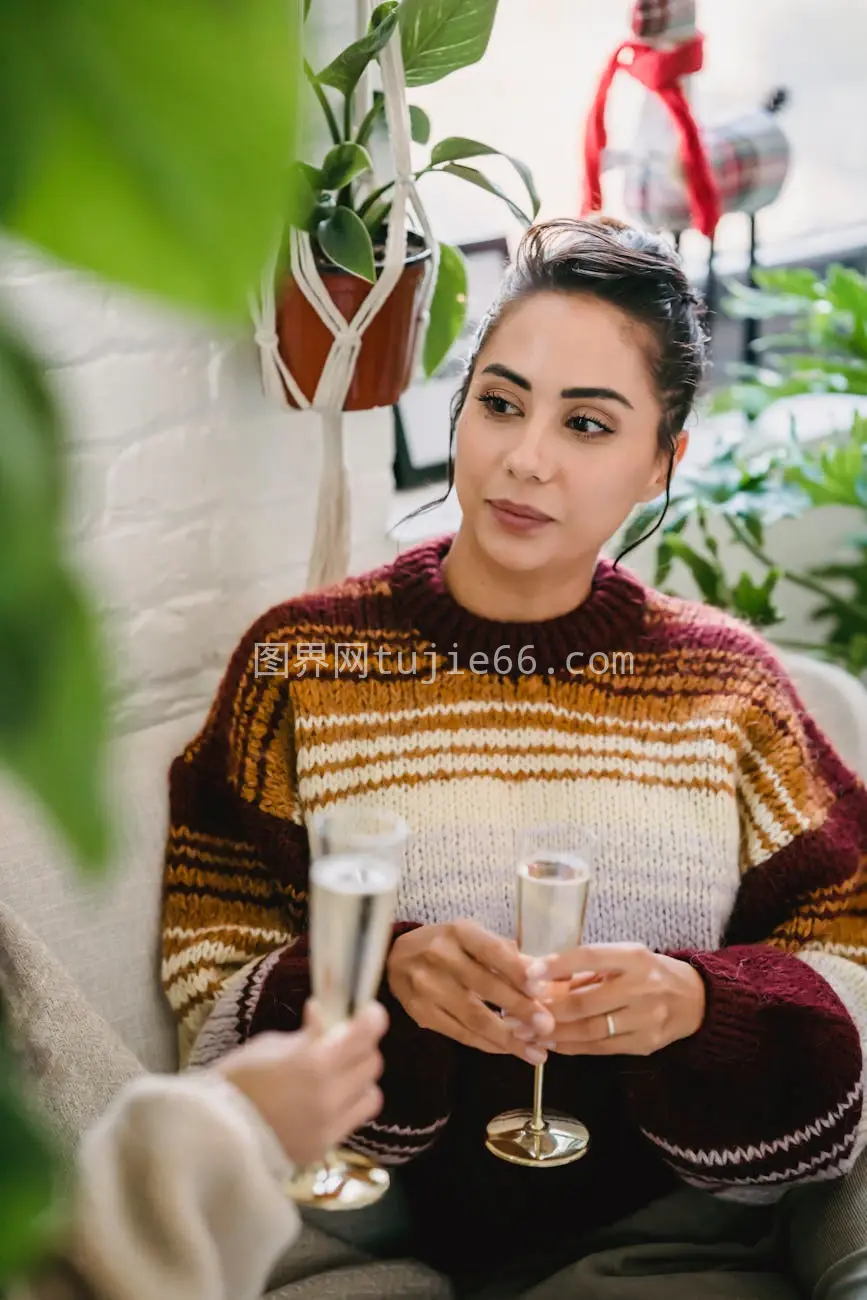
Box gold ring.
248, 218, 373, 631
606, 1013, 616, 1038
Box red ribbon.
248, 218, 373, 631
580, 33, 722, 239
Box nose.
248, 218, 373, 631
502, 416, 554, 482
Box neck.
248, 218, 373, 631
442, 527, 598, 623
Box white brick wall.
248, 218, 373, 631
0, 243, 397, 736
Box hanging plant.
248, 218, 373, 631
275, 0, 540, 410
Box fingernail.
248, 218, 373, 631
526, 981, 546, 999
539, 1039, 556, 1050
512, 1026, 536, 1042
532, 1012, 554, 1034
525, 1047, 547, 1065
526, 959, 548, 982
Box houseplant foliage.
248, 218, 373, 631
617, 413, 867, 675
711, 263, 867, 419
0, 0, 300, 1285
287, 0, 540, 379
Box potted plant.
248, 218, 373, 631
276, 0, 540, 411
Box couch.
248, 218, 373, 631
1, 650, 866, 1298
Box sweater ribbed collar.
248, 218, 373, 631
390, 534, 650, 675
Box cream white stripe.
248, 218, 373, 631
365, 1116, 449, 1137
679, 1141, 856, 1188
164, 967, 223, 1010
306, 750, 736, 799
296, 697, 743, 738
297, 728, 736, 775
745, 740, 814, 834
738, 775, 792, 853
641, 1083, 861, 1167
163, 939, 286, 982
164, 925, 291, 944
797, 948, 867, 1147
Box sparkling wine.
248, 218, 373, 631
309, 852, 400, 1030
516, 853, 592, 958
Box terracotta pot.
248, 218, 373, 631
275, 234, 431, 412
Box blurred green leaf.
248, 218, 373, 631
752, 266, 823, 298
317, 2, 399, 98
0, 0, 301, 321
664, 536, 729, 607
0, 327, 110, 871
400, 0, 499, 87
286, 161, 320, 232
430, 135, 540, 217
2, 567, 112, 873
423, 242, 468, 376
0, 1042, 60, 1283
317, 205, 376, 282
730, 570, 784, 627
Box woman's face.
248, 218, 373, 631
453, 290, 687, 576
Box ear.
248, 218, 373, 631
638, 431, 689, 502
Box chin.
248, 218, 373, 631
475, 513, 555, 573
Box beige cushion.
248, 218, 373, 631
777, 650, 867, 781
0, 902, 142, 1160
0, 711, 203, 1072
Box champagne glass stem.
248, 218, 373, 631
530, 1061, 546, 1133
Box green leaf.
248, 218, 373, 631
430, 135, 539, 217
362, 196, 393, 238
423, 243, 468, 376
0, 1046, 61, 1283
317, 206, 376, 282
730, 570, 784, 628
752, 267, 822, 298
317, 2, 400, 98
438, 162, 532, 226
665, 536, 729, 607
400, 0, 499, 87
826, 264, 867, 359
0, 0, 301, 321
286, 161, 320, 231
410, 104, 432, 146
319, 142, 373, 192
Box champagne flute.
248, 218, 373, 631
486, 827, 595, 1168
286, 806, 407, 1211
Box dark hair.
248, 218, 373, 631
404, 215, 710, 565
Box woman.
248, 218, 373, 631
159, 217, 867, 1298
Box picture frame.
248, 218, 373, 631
393, 236, 511, 491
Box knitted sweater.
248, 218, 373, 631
161, 534, 867, 1273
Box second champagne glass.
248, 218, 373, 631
486, 826, 595, 1168
286, 805, 408, 1211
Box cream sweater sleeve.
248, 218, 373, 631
64, 1071, 301, 1300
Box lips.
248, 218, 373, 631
487, 499, 553, 522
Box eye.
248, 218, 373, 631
567, 412, 615, 439
477, 391, 521, 418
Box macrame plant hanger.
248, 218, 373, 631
250, 1, 438, 591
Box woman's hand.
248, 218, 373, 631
537, 943, 706, 1056
215, 999, 388, 1168
387, 920, 555, 1064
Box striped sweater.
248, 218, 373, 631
161, 534, 867, 1273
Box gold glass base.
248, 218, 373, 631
287, 1148, 390, 1210
485, 1109, 590, 1168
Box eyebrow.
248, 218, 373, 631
481, 363, 634, 410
